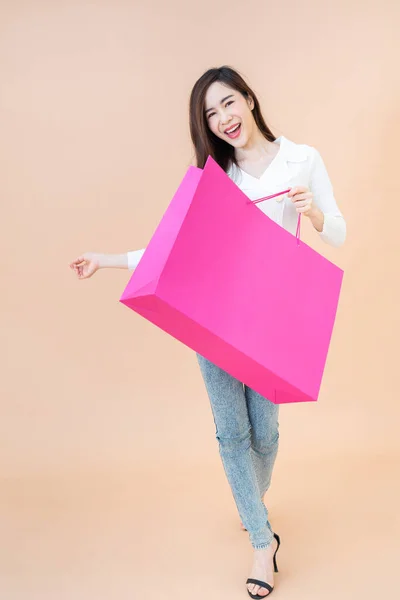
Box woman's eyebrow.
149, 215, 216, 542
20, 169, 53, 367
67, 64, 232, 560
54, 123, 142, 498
205, 94, 234, 114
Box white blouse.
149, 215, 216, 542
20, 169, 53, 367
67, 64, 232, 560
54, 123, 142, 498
127, 135, 346, 270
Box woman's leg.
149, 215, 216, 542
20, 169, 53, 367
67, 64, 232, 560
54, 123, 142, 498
196, 353, 273, 550
245, 384, 280, 500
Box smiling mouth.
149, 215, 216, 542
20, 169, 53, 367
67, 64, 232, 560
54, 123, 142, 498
225, 123, 241, 138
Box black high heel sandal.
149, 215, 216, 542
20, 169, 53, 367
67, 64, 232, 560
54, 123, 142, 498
246, 533, 281, 599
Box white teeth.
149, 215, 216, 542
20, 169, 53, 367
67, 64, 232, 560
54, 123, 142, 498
226, 124, 240, 134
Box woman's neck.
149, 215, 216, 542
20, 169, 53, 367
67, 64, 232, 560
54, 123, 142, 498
235, 127, 277, 165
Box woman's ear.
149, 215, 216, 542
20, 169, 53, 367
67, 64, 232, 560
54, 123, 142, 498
247, 94, 255, 111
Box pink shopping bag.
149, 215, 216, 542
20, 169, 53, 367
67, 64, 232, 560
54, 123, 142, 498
120, 156, 344, 404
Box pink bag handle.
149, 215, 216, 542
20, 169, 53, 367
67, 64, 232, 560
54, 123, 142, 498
251, 188, 301, 247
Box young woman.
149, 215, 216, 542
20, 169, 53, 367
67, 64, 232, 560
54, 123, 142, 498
70, 66, 346, 598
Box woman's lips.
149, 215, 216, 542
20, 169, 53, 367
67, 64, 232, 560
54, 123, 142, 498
225, 123, 241, 139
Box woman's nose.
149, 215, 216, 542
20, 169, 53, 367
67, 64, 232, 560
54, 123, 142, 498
220, 112, 232, 126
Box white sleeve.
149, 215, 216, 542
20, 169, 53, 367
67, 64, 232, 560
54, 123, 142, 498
309, 149, 346, 248
127, 249, 145, 270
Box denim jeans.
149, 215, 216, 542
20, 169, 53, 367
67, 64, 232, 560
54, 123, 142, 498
196, 353, 280, 550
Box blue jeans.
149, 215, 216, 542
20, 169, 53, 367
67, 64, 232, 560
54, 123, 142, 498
196, 353, 280, 550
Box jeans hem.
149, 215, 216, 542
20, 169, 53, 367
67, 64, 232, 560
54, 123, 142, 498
251, 531, 274, 550
252, 541, 273, 550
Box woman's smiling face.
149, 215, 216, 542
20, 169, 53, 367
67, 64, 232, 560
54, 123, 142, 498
204, 81, 255, 148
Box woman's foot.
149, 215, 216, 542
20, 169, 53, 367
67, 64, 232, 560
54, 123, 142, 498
246, 535, 278, 597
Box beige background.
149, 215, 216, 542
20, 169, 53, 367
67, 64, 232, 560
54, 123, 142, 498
1, 1, 399, 598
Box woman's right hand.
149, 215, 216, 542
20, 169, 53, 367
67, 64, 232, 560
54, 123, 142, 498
69, 252, 103, 279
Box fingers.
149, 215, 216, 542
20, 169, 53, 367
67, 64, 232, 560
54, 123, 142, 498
295, 199, 313, 213
75, 264, 96, 279
69, 257, 86, 268
287, 186, 309, 198
69, 261, 88, 279
293, 200, 311, 208
290, 192, 312, 202
69, 257, 90, 281
296, 205, 312, 213
288, 187, 313, 214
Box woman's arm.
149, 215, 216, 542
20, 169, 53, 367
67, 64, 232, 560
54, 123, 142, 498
308, 149, 346, 248
94, 253, 130, 269
92, 249, 146, 270
126, 249, 145, 270
69, 249, 146, 279
69, 251, 137, 279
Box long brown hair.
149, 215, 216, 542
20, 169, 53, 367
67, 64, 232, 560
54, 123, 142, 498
189, 65, 276, 171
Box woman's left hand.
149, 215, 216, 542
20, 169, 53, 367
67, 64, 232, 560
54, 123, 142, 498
288, 185, 325, 232
287, 186, 316, 217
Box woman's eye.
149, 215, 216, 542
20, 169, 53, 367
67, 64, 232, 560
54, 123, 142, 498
206, 100, 234, 119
